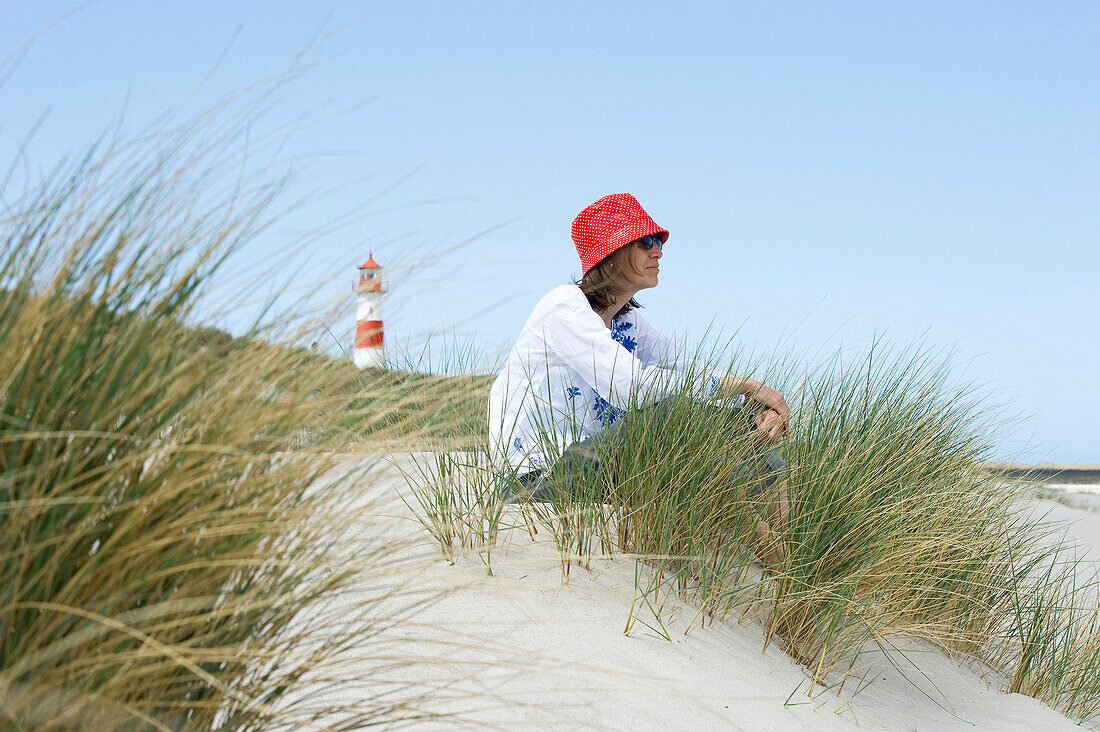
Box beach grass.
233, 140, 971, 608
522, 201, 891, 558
989, 538, 1100, 723
405, 340, 1100, 725
0, 93, 489, 729
399, 444, 509, 570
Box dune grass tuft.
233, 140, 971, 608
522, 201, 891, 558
0, 95, 488, 728
400, 443, 509, 570
406, 340, 1100, 725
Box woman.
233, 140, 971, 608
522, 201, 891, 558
487, 193, 790, 562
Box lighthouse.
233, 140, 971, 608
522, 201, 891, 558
353, 254, 385, 370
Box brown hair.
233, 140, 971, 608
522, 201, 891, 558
574, 241, 644, 317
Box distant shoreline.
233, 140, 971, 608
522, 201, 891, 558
985, 462, 1100, 484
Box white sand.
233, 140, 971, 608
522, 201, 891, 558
1029, 485, 1100, 568
311, 459, 1097, 730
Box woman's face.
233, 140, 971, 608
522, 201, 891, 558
618, 236, 663, 292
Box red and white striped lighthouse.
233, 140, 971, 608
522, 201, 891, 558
353, 254, 385, 369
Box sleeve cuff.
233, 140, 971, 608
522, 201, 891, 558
700, 375, 721, 402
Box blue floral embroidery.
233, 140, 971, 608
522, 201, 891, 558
565, 386, 582, 399
591, 319, 638, 426
610, 319, 637, 353
591, 389, 622, 426
512, 437, 523, 452
704, 376, 721, 401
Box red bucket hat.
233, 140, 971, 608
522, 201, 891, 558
571, 193, 669, 276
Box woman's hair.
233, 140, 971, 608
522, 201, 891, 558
574, 241, 644, 317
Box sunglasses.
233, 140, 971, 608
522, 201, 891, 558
635, 234, 664, 251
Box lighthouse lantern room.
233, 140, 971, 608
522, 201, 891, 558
353, 254, 385, 369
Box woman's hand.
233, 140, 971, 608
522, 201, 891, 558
755, 408, 786, 443
720, 376, 790, 440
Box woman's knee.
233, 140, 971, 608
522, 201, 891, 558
764, 478, 790, 529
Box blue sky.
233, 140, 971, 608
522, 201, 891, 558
2, 2, 1097, 463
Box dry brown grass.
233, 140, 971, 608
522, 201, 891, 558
0, 81, 490, 729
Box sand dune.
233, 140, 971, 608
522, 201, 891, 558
313, 458, 1098, 730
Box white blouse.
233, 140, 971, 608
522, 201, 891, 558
487, 284, 720, 474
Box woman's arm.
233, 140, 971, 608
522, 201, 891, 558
720, 376, 790, 440
630, 312, 789, 439
631, 312, 697, 371
541, 293, 718, 410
